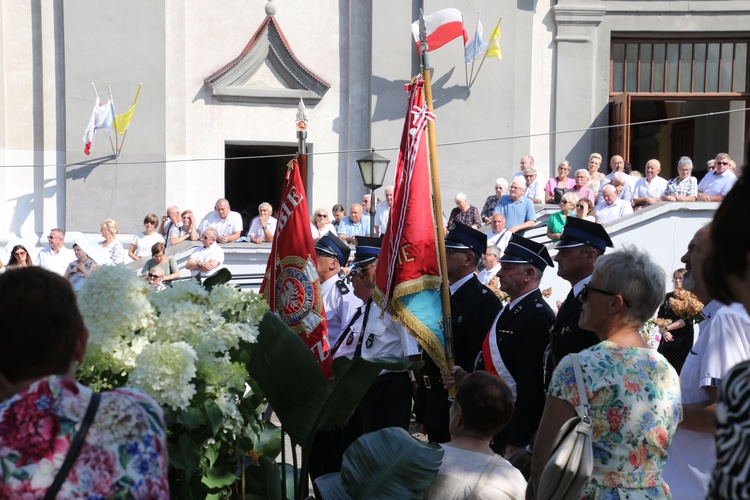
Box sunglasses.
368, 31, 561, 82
144, 220, 156, 225
355, 263, 376, 276
716, 161, 730, 166
148, 273, 161, 279
576, 204, 586, 210
317, 214, 328, 218
580, 283, 632, 307
14, 251, 27, 256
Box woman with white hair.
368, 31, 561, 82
530, 247, 682, 499
546, 192, 578, 242
661, 156, 698, 202
447, 192, 481, 230
482, 178, 510, 223
247, 202, 277, 243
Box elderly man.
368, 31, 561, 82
247, 202, 277, 243
415, 223, 502, 443
544, 218, 612, 387
147, 266, 167, 292
315, 233, 362, 346
478, 234, 555, 455
493, 179, 537, 234
186, 227, 225, 277
662, 156, 698, 202
523, 168, 545, 203
632, 159, 668, 208
566, 169, 596, 203
362, 194, 372, 216
35, 228, 75, 275
374, 186, 394, 236
663, 225, 750, 498
159, 205, 182, 247
478, 245, 501, 285
697, 153, 737, 202
200, 198, 243, 243
596, 171, 633, 205
337, 203, 370, 243
485, 213, 511, 255
512, 154, 535, 182
481, 178, 509, 223
595, 184, 633, 223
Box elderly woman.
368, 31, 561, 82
6, 245, 33, 268
99, 219, 126, 265
140, 242, 180, 281
248, 202, 277, 243
168, 210, 199, 246
586, 153, 605, 192
482, 178, 509, 223
424, 371, 527, 499
310, 207, 336, 241
544, 161, 575, 204
65, 243, 97, 292
447, 192, 481, 230
546, 192, 578, 242
0, 267, 169, 497
530, 247, 682, 499
128, 213, 164, 260
574, 197, 596, 222
661, 156, 698, 202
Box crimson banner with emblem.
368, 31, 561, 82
260, 158, 332, 378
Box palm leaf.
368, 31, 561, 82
340, 427, 443, 499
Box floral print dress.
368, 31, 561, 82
548, 342, 682, 499
0, 376, 169, 498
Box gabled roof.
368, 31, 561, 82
205, 16, 330, 104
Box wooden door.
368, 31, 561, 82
609, 93, 631, 163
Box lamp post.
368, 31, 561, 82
356, 149, 390, 237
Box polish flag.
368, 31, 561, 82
411, 8, 468, 53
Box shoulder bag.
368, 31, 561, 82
537, 353, 593, 500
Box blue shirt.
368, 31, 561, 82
493, 196, 536, 229
337, 215, 371, 238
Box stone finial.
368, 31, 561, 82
265, 0, 277, 16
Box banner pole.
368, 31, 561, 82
419, 13, 456, 395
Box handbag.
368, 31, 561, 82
537, 353, 593, 500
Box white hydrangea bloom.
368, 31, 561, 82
129, 341, 198, 410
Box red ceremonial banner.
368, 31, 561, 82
260, 159, 332, 378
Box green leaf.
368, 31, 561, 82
244, 460, 296, 500
249, 312, 420, 448
203, 268, 232, 291
340, 427, 443, 499
204, 441, 220, 469
203, 399, 224, 436
259, 455, 282, 500
177, 406, 206, 432
169, 433, 202, 477
256, 422, 282, 460
201, 465, 238, 489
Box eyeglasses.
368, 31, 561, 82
13, 251, 27, 256
509, 186, 523, 191
355, 263, 376, 276
317, 214, 328, 218
523, 175, 535, 179
147, 273, 161, 280
580, 283, 632, 307
575, 204, 586, 209
47, 235, 55, 240
144, 220, 156, 225
716, 161, 730, 166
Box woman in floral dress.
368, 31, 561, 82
530, 248, 682, 499
447, 192, 481, 230
0, 267, 169, 498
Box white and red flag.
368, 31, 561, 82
411, 8, 467, 53
260, 159, 332, 378
82, 97, 114, 155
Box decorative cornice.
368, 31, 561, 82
205, 16, 330, 104
553, 6, 606, 27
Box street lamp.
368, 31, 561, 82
357, 149, 391, 237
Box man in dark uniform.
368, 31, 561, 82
414, 222, 502, 443
477, 234, 555, 455
543, 217, 613, 387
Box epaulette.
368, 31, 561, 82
336, 279, 350, 295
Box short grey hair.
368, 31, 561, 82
677, 156, 693, 169
203, 227, 219, 241
593, 246, 665, 325
485, 245, 501, 258
455, 192, 468, 203
575, 169, 589, 178
510, 179, 526, 189
523, 167, 537, 176
558, 161, 571, 170
561, 192, 579, 205
612, 171, 629, 185
259, 202, 272, 212
495, 178, 509, 189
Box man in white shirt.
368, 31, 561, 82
373, 186, 393, 236
200, 198, 244, 243
159, 205, 182, 247
35, 228, 75, 276
186, 227, 225, 277
632, 159, 668, 208
663, 225, 750, 499
594, 184, 633, 223
485, 213, 512, 254
697, 153, 737, 202
477, 245, 501, 285
522, 168, 545, 203
247, 202, 277, 243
